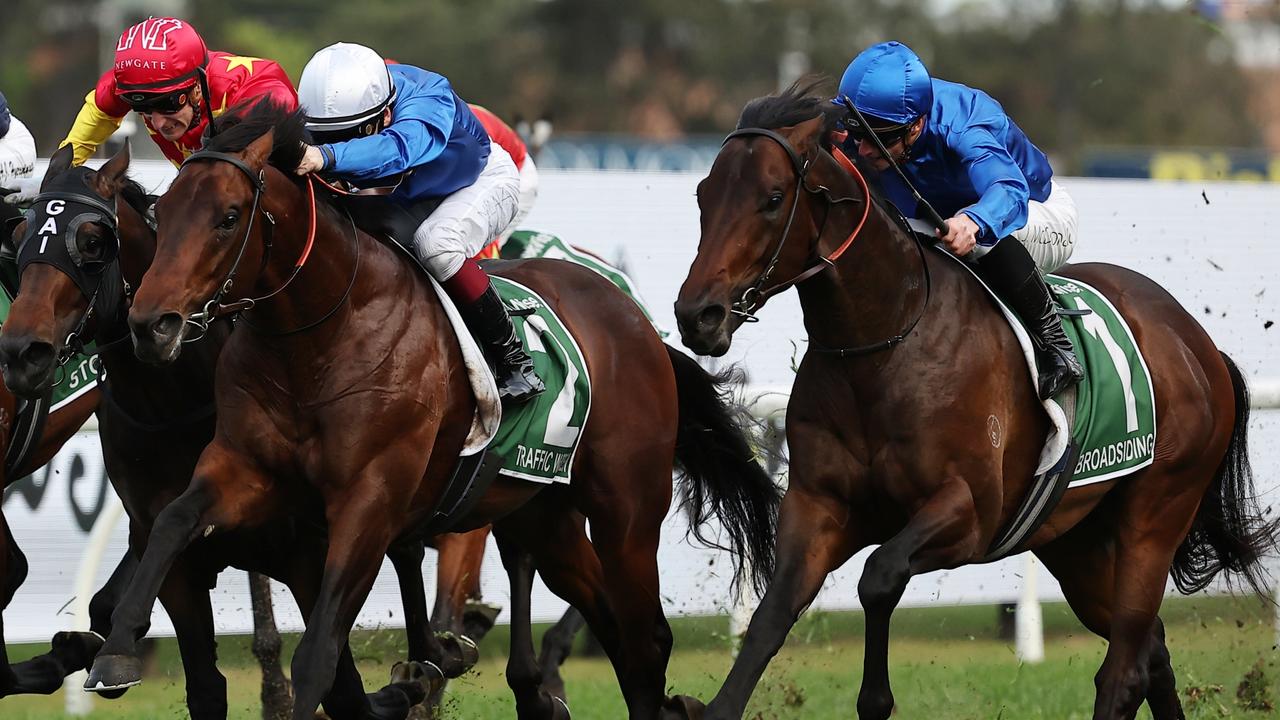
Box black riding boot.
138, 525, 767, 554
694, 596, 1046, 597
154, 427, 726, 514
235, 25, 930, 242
457, 284, 546, 405
976, 238, 1083, 400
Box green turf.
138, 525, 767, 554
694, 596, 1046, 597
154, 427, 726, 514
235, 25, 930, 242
3, 594, 1277, 718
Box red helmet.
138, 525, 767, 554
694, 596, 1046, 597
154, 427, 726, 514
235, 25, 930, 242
112, 18, 208, 96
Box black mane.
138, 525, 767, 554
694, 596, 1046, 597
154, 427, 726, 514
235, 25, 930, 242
737, 78, 844, 139
204, 99, 307, 172
119, 176, 154, 219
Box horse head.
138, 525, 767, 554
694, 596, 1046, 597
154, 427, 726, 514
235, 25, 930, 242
0, 142, 140, 398
128, 100, 307, 365
674, 81, 867, 357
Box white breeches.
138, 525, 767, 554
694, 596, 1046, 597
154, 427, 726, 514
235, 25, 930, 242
412, 143, 521, 280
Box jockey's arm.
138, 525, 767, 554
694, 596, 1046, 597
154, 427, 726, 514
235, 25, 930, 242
59, 72, 129, 166
0, 116, 37, 187
952, 126, 1031, 243
321, 89, 454, 181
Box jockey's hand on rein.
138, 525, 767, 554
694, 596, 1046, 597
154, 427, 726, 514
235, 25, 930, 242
295, 144, 326, 176
939, 214, 980, 256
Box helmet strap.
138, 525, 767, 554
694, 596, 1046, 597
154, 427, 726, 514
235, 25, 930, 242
198, 68, 216, 137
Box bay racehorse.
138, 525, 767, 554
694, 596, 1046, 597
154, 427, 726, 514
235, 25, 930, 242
670, 83, 1277, 720
0, 146, 439, 718
85, 101, 779, 720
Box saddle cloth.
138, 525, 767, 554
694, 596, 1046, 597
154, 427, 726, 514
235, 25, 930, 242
428, 274, 592, 485
940, 249, 1158, 486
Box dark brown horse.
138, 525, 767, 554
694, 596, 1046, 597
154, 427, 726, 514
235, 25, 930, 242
0, 146, 438, 719
0, 379, 99, 696
85, 102, 778, 720
670, 84, 1277, 720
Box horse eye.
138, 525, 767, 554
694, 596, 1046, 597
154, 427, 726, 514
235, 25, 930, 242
217, 212, 239, 231
764, 192, 785, 212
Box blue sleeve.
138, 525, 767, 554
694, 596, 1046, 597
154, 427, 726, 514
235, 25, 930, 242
324, 84, 457, 181
949, 126, 1030, 241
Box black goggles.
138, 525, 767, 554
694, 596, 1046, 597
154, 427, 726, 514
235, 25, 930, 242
121, 87, 193, 114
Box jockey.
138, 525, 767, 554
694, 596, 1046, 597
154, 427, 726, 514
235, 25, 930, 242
0, 90, 37, 228
294, 42, 544, 405
18, 17, 295, 190
835, 41, 1083, 400
468, 105, 539, 260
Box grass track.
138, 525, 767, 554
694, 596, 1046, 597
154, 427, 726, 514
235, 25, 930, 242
2, 594, 1277, 718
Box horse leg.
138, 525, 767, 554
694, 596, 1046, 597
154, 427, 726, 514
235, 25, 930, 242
494, 527, 569, 719
288, 492, 404, 720
855, 478, 981, 720
277, 552, 430, 720
1088, 487, 1202, 720
154, 559, 230, 720
435, 527, 498, 641
699, 487, 864, 720
538, 607, 586, 702
386, 538, 433, 662
86, 446, 281, 692
1038, 520, 1185, 720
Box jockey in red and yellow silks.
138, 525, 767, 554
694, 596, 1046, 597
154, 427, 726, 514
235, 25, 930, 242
60, 17, 297, 168
469, 105, 539, 261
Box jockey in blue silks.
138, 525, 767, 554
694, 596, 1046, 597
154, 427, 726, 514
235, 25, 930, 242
294, 42, 543, 405
835, 41, 1083, 400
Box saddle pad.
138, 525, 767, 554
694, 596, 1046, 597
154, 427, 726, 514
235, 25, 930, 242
0, 283, 100, 411
489, 276, 592, 484
501, 230, 670, 338
1046, 275, 1157, 486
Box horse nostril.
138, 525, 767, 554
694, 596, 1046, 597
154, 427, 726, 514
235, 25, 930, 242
149, 312, 185, 342
20, 341, 55, 371
696, 305, 727, 333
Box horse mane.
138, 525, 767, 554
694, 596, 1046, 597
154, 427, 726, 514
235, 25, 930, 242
204, 99, 307, 173
737, 77, 844, 140
738, 78, 893, 212
118, 176, 154, 219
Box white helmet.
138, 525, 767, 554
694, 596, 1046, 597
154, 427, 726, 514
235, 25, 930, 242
298, 42, 396, 138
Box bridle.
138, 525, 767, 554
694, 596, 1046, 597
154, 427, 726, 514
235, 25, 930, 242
178, 150, 341, 338
14, 177, 130, 368
722, 127, 871, 320
721, 126, 931, 357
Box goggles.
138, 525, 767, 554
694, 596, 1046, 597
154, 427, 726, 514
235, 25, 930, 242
120, 86, 194, 114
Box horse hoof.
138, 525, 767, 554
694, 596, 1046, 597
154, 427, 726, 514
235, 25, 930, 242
433, 631, 480, 678
390, 660, 445, 702
461, 599, 502, 640
661, 695, 706, 719
83, 654, 143, 693
551, 695, 572, 719
50, 631, 105, 673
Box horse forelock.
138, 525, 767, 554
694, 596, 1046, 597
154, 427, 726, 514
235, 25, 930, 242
737, 78, 843, 140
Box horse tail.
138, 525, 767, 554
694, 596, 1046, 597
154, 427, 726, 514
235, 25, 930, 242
666, 345, 781, 595
1170, 352, 1279, 597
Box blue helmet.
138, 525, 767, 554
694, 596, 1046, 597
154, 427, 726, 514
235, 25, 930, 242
0, 90, 10, 138
836, 41, 933, 125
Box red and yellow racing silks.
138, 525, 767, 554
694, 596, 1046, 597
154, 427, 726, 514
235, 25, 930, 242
470, 104, 527, 171
60, 52, 298, 167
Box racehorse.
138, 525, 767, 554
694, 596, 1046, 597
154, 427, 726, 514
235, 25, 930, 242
0, 146, 437, 718
83, 101, 778, 720
669, 82, 1277, 720
0, 372, 99, 696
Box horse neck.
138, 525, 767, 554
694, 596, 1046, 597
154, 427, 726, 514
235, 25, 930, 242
794, 200, 940, 362
241, 170, 359, 336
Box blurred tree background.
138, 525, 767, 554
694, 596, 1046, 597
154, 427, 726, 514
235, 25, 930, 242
1, 0, 1275, 173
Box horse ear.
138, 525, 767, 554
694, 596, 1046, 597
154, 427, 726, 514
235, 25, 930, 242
242, 128, 275, 170
788, 114, 828, 156
91, 140, 131, 197
41, 145, 75, 190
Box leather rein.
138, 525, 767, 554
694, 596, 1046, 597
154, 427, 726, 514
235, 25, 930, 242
723, 127, 931, 357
